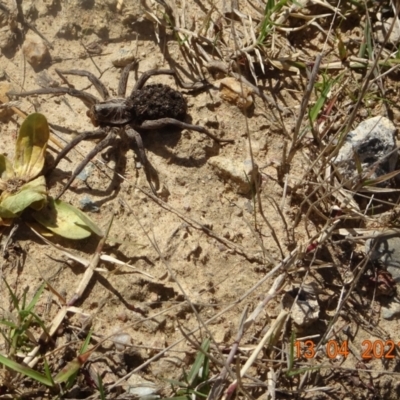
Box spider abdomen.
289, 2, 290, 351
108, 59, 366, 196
130, 84, 187, 124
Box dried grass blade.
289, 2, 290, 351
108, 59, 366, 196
226, 309, 289, 395
67, 214, 114, 305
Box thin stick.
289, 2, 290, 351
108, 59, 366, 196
67, 214, 114, 305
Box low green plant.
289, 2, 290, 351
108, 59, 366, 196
0, 280, 100, 392
309, 72, 343, 124
166, 338, 211, 400
0, 113, 102, 239
257, 0, 290, 45
0, 280, 55, 387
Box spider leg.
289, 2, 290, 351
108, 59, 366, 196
56, 69, 110, 100
46, 129, 107, 175
8, 87, 99, 108
55, 129, 119, 199
132, 69, 209, 92
117, 61, 137, 97
138, 118, 234, 144
126, 126, 159, 195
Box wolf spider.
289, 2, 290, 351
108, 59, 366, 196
8, 62, 234, 197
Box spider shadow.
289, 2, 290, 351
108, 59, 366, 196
65, 261, 154, 311
137, 119, 223, 171
47, 146, 127, 203
49, 115, 223, 200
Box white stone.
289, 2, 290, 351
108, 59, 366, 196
125, 374, 160, 396
112, 332, 132, 351
382, 302, 400, 320
375, 18, 400, 45
333, 116, 397, 188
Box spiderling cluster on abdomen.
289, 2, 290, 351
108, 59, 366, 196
130, 84, 187, 123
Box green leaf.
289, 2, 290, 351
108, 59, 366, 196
309, 73, 342, 123
0, 353, 54, 387
337, 32, 348, 61
43, 357, 55, 388
0, 176, 47, 216
65, 330, 94, 390
32, 197, 103, 239
187, 338, 210, 386
14, 113, 49, 181
60, 201, 104, 237
0, 154, 15, 181
54, 348, 93, 383
25, 282, 46, 314
0, 319, 18, 329
0, 204, 17, 219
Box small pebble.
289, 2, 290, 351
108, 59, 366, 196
382, 302, 400, 320
22, 33, 50, 68
366, 234, 400, 282
282, 288, 320, 328
375, 18, 400, 45
80, 196, 100, 212
0, 82, 14, 120
333, 116, 397, 188
219, 77, 253, 110
77, 164, 93, 181
111, 45, 136, 67
117, 312, 128, 322
113, 332, 132, 351
126, 375, 159, 397
0, 27, 16, 50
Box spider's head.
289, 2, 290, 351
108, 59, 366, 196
87, 100, 132, 127
87, 107, 100, 127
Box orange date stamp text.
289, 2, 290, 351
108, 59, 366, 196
295, 339, 397, 359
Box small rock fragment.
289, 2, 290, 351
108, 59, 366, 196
0, 26, 16, 50
36, 71, 60, 88
333, 116, 397, 188
219, 77, 253, 110
382, 302, 400, 320
209, 156, 259, 194
366, 233, 400, 282
22, 33, 50, 68
0, 82, 14, 120
0, 3, 17, 50
125, 374, 160, 397
80, 196, 100, 213
112, 332, 132, 351
282, 288, 320, 328
375, 18, 400, 45
111, 44, 136, 67
214, 328, 231, 343
77, 165, 92, 182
